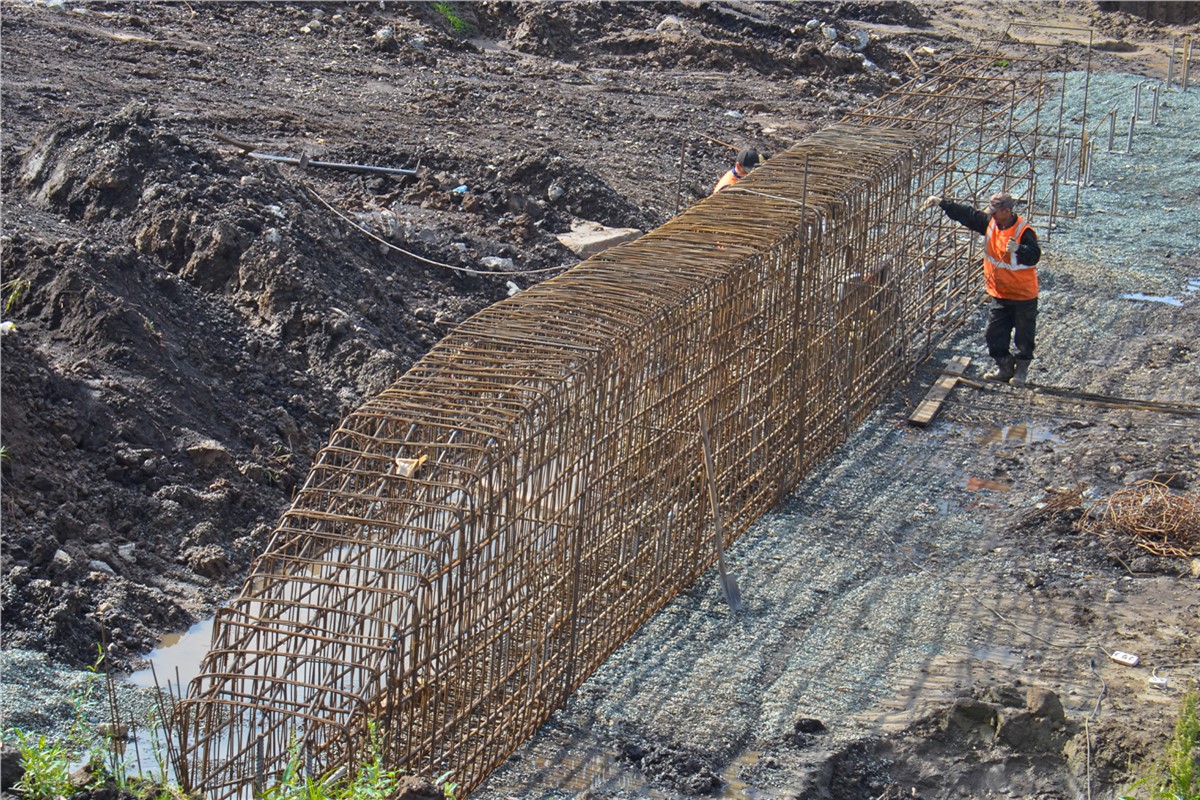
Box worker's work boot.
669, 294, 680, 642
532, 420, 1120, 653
983, 356, 1016, 382
1011, 359, 1031, 387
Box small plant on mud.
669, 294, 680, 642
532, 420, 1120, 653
3, 646, 191, 800
267, 445, 293, 486
2, 276, 31, 315
260, 723, 405, 800
7, 729, 74, 799
432, 2, 471, 36
1121, 685, 1199, 800
341, 723, 398, 800
258, 736, 338, 800
5, 649, 103, 797
436, 769, 460, 799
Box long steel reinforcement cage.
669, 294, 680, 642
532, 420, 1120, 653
175, 33, 1093, 799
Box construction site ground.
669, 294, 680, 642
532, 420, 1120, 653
1, 2, 1198, 799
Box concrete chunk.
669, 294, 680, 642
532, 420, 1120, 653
556, 219, 642, 259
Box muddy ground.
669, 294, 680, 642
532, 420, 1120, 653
1, 2, 1198, 799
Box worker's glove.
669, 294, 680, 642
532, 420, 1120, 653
1006, 237, 1020, 255
921, 195, 942, 211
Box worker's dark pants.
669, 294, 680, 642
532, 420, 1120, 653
985, 296, 1038, 362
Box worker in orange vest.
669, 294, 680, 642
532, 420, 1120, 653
712, 148, 763, 194
922, 191, 1042, 386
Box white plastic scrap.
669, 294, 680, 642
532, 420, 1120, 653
846, 30, 870, 51
506, 280, 521, 297
0, 321, 15, 336
481, 256, 514, 270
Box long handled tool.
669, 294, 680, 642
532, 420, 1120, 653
698, 409, 742, 613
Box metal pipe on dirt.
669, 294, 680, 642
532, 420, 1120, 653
1126, 113, 1135, 154
1151, 83, 1160, 125
1168, 39, 1176, 88
1133, 82, 1142, 119
1106, 107, 1116, 152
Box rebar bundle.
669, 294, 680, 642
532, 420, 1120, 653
1083, 481, 1200, 558
176, 40, 1091, 799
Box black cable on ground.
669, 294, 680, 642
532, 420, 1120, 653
955, 375, 1200, 417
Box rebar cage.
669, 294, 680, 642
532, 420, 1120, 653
176, 37, 1091, 798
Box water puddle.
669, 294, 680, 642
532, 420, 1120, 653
977, 423, 1060, 445
971, 645, 1024, 666
1119, 292, 1183, 307
110, 619, 216, 782
125, 617, 214, 690
529, 747, 661, 796
964, 476, 1012, 492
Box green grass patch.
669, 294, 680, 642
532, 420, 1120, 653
432, 2, 472, 36
3, 277, 31, 315
1122, 685, 1199, 800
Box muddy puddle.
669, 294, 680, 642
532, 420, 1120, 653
1120, 292, 1184, 306
976, 422, 1061, 445
125, 618, 214, 691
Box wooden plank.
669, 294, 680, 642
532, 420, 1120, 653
908, 355, 971, 427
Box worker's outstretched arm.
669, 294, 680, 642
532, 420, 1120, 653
932, 199, 989, 236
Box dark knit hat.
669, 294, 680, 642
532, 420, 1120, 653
736, 148, 761, 170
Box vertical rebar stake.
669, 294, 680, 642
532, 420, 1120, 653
254, 737, 264, 799
1133, 82, 1142, 119
1085, 141, 1095, 186
1126, 113, 1136, 154
1107, 108, 1116, 152
1185, 38, 1193, 91
675, 141, 686, 216
1168, 39, 1176, 88
1151, 84, 1160, 125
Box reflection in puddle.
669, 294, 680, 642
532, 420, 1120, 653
530, 748, 655, 796
978, 423, 1060, 445
118, 619, 215, 781
125, 618, 214, 690
972, 646, 1024, 666
964, 476, 1012, 492
1120, 292, 1183, 307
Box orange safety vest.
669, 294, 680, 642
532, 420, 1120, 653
712, 164, 746, 194
983, 216, 1038, 300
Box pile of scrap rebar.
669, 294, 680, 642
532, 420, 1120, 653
1081, 481, 1200, 558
